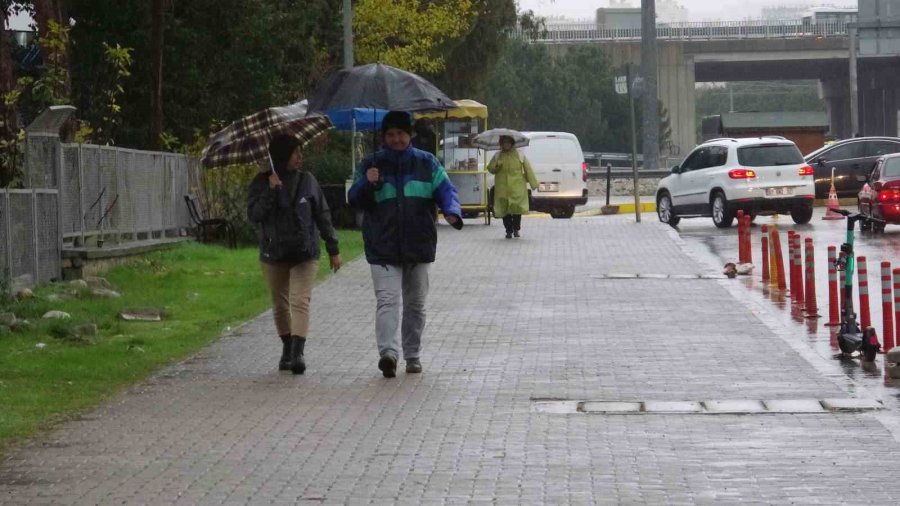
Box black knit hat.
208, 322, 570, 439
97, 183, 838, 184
381, 110, 413, 134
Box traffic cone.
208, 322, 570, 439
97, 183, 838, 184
822, 183, 843, 220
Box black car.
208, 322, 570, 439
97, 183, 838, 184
804, 136, 900, 198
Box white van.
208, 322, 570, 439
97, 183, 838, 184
488, 131, 588, 219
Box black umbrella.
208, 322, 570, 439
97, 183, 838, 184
307, 63, 455, 114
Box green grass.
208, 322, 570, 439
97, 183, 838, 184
0, 231, 363, 452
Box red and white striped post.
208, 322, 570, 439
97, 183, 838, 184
792, 233, 804, 304
839, 268, 846, 312
804, 238, 818, 317
826, 246, 840, 326
737, 210, 746, 263
858, 256, 871, 330
881, 262, 895, 353
761, 225, 770, 283
743, 215, 752, 265
894, 268, 900, 345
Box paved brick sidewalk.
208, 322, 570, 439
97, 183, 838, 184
3, 215, 900, 505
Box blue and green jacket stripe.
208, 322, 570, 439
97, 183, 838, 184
348, 145, 462, 265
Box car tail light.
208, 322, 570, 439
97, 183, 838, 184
728, 168, 757, 179
582, 162, 588, 182
878, 189, 900, 202
798, 165, 814, 176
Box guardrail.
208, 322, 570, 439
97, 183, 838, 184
517, 20, 848, 43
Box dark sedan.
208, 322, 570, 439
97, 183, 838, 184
804, 136, 900, 198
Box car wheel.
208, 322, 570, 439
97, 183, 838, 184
550, 206, 575, 219
656, 192, 680, 227
790, 206, 813, 225
711, 191, 734, 228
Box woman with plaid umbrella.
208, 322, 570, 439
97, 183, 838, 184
247, 134, 342, 375
204, 104, 339, 375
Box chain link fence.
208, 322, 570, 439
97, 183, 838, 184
4, 133, 197, 291
0, 189, 60, 289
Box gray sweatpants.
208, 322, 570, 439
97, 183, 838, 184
370, 263, 430, 360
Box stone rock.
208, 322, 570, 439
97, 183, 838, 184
12, 319, 32, 332
69, 279, 89, 289
14, 288, 34, 300
75, 324, 98, 336
119, 308, 162, 322
85, 276, 112, 289
42, 310, 71, 319
0, 312, 16, 327
44, 294, 62, 302
91, 288, 121, 299
886, 346, 900, 364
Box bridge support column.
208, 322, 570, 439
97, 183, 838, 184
657, 42, 695, 162
858, 61, 900, 137
820, 77, 852, 139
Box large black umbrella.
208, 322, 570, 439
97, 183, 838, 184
306, 63, 454, 114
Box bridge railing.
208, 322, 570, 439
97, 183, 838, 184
518, 20, 848, 43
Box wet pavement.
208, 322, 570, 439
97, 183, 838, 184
4, 214, 900, 504
675, 207, 900, 412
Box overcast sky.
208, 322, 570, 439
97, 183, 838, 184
517, 0, 857, 21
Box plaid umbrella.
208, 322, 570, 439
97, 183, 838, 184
473, 128, 530, 151
200, 103, 333, 169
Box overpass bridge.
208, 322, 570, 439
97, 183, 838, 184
519, 19, 897, 157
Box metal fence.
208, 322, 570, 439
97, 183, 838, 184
3, 135, 197, 290
56, 144, 194, 245
0, 189, 60, 288
518, 20, 849, 43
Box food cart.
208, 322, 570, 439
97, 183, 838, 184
416, 99, 490, 224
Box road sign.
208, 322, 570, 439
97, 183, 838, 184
615, 75, 627, 95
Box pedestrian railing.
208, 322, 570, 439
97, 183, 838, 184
517, 19, 848, 43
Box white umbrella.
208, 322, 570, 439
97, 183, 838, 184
473, 128, 529, 150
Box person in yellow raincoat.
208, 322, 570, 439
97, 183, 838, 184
488, 135, 538, 238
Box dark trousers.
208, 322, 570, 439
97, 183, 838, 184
502, 214, 521, 233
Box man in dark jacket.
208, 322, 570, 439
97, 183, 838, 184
348, 110, 463, 378
248, 135, 341, 375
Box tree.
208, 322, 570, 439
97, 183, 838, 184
353, 0, 474, 73
149, 0, 166, 149
433, 0, 518, 98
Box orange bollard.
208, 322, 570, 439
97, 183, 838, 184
894, 268, 900, 347
840, 269, 847, 311
743, 215, 752, 265
761, 225, 770, 283
792, 233, 804, 304
804, 238, 818, 317
786, 231, 795, 295
881, 262, 894, 353
826, 246, 840, 326
771, 227, 787, 291
737, 210, 746, 263
858, 256, 871, 330
769, 227, 779, 288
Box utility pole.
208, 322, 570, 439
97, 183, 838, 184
627, 65, 641, 223
343, 0, 353, 69
849, 23, 859, 136
641, 0, 659, 170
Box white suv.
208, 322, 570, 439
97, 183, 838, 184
656, 137, 816, 228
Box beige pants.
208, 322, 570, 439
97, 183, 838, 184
260, 260, 318, 337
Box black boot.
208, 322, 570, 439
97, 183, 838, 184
290, 336, 306, 375
278, 335, 291, 371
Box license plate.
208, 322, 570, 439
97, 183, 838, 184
765, 186, 793, 197
539, 182, 559, 192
